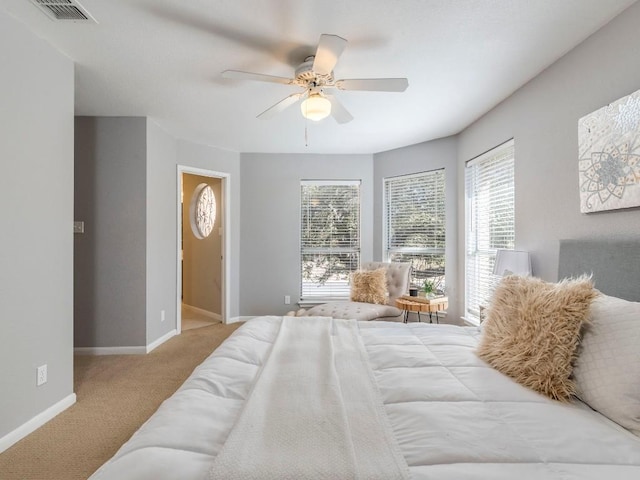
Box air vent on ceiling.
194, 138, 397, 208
30, 0, 97, 23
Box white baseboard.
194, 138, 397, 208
74, 329, 177, 356
146, 329, 176, 353
74, 345, 146, 355
182, 304, 222, 322
0, 393, 76, 454
227, 316, 253, 324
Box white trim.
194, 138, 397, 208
383, 169, 443, 182
74, 346, 146, 355
301, 179, 360, 186
298, 300, 325, 309
464, 141, 515, 320
74, 329, 177, 355
177, 166, 231, 329
382, 169, 446, 281
182, 303, 222, 322
462, 316, 480, 327
299, 181, 362, 300
228, 316, 253, 324
381, 174, 388, 261
0, 393, 76, 454
465, 138, 514, 167
146, 329, 177, 353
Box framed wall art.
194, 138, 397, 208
578, 88, 640, 213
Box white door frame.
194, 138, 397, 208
176, 165, 231, 332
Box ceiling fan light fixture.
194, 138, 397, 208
301, 94, 331, 121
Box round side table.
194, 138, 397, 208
395, 297, 448, 324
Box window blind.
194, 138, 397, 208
384, 170, 445, 289
300, 180, 360, 300
465, 140, 515, 322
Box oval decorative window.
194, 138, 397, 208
190, 183, 216, 239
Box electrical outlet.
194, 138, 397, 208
161, 310, 165, 322
284, 295, 291, 305
37, 364, 47, 386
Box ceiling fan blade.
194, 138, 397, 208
257, 92, 306, 119
325, 95, 353, 124
312, 34, 347, 75
335, 78, 409, 92
222, 70, 293, 85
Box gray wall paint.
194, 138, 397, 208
182, 174, 222, 314
146, 121, 178, 343
76, 119, 240, 345
176, 140, 241, 320
74, 117, 147, 347
457, 1, 640, 313
3, 0, 639, 444
0, 11, 74, 439
373, 137, 460, 322
239, 153, 374, 316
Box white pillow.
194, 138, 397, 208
573, 294, 640, 436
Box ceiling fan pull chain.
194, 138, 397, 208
305, 122, 309, 147
304, 99, 309, 147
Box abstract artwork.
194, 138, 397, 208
578, 88, 640, 213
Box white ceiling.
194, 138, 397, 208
2, 0, 636, 154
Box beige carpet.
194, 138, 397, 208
0, 321, 242, 480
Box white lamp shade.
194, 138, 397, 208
493, 250, 532, 277
301, 95, 331, 121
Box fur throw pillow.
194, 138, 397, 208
350, 268, 388, 305
476, 275, 597, 402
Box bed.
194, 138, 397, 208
89, 239, 640, 479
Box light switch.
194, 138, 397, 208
74, 221, 85, 234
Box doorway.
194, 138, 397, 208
177, 166, 230, 332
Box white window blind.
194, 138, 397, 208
300, 180, 360, 300
384, 170, 445, 290
465, 140, 515, 322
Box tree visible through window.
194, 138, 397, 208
384, 170, 446, 292
300, 180, 360, 300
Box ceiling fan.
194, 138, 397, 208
222, 34, 409, 124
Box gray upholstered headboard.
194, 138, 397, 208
558, 239, 640, 302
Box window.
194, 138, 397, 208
189, 183, 216, 239
465, 140, 515, 323
300, 180, 360, 300
384, 170, 445, 291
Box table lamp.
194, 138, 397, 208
493, 250, 532, 277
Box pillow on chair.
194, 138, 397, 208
350, 268, 388, 305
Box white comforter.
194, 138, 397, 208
90, 316, 640, 480
208, 317, 408, 479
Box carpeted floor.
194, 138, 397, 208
0, 321, 242, 480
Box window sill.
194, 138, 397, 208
298, 298, 349, 309
461, 316, 480, 327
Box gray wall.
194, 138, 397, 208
373, 137, 460, 321
239, 153, 374, 316
146, 121, 178, 343
74, 117, 147, 348
76, 119, 241, 345
182, 174, 222, 315
457, 1, 640, 314
3, 0, 639, 444
0, 10, 74, 439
